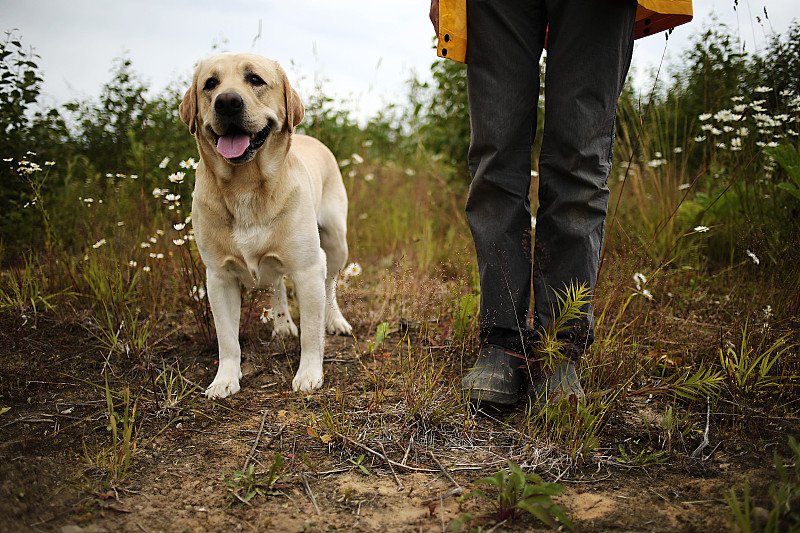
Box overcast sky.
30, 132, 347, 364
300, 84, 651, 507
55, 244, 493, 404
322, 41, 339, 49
3, 0, 798, 121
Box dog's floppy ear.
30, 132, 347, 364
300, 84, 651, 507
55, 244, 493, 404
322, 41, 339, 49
179, 68, 199, 135
283, 74, 304, 133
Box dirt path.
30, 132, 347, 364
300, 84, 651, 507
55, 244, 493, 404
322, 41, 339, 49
0, 311, 791, 532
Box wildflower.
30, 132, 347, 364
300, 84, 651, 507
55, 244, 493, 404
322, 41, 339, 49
746, 249, 760, 265
737, 127, 749, 137
168, 172, 185, 183
165, 193, 181, 202
143, 266, 151, 272
260, 307, 275, 324
173, 222, 186, 231
149, 237, 158, 243
140, 242, 151, 248
117, 221, 125, 226
730, 138, 742, 151
92, 238, 107, 249
633, 272, 647, 291
714, 110, 741, 122
673, 147, 683, 154
694, 135, 707, 142
156, 229, 164, 236
731, 95, 745, 102
342, 262, 362, 278
2, 157, 12, 162
362, 140, 373, 147
129, 260, 137, 267
763, 305, 772, 320
364, 173, 375, 182
647, 159, 666, 168
45, 161, 55, 166
153, 188, 165, 197
192, 285, 206, 300
179, 158, 198, 169
700, 124, 713, 131
710, 127, 722, 136
678, 183, 691, 190
149, 252, 164, 259
642, 289, 654, 300
694, 225, 709, 233
733, 104, 747, 113
698, 113, 712, 121
172, 238, 185, 246
130, 174, 138, 180
159, 157, 170, 168
351, 153, 364, 164
82, 197, 95, 205
754, 86, 771, 93
405, 168, 416, 176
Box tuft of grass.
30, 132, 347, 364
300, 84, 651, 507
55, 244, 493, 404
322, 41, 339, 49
719, 321, 797, 400
0, 252, 61, 317
726, 436, 800, 532
82, 376, 139, 483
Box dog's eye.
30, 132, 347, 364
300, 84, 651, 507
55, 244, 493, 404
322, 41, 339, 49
203, 78, 219, 91
248, 74, 266, 87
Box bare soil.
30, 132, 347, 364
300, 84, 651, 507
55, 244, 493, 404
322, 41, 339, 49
0, 309, 794, 533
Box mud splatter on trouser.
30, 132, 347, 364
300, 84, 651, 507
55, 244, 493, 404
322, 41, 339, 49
465, 0, 636, 360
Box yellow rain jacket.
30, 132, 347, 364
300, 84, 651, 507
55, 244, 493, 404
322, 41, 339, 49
436, 0, 693, 62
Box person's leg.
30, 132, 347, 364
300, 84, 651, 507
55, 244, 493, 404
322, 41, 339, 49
462, 0, 547, 406
465, 0, 547, 357
533, 0, 636, 360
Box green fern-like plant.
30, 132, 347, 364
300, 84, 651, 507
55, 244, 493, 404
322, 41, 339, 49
535, 282, 592, 371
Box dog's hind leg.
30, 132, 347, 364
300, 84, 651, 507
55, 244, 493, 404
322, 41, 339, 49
319, 221, 353, 336
271, 275, 299, 338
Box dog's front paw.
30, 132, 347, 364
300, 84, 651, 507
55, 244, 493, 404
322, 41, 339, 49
204, 366, 243, 399
292, 366, 323, 392
326, 314, 353, 336
205, 378, 240, 399
272, 314, 299, 338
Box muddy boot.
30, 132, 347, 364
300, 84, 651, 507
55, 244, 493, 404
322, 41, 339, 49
461, 345, 528, 407
528, 361, 584, 412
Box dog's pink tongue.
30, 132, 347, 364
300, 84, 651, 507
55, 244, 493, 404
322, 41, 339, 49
217, 133, 250, 159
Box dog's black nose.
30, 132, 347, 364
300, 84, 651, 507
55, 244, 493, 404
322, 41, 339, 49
214, 92, 244, 116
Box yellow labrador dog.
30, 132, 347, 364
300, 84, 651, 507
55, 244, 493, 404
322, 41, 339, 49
179, 53, 352, 399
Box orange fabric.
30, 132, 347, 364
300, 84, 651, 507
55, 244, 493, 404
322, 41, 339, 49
436, 0, 693, 63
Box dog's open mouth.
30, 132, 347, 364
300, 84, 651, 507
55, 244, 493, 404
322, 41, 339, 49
213, 122, 271, 162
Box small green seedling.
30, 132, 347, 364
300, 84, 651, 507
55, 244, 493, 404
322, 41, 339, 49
450, 460, 573, 531
224, 455, 287, 505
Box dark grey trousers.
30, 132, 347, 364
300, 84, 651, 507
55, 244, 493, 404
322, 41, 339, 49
465, 0, 636, 359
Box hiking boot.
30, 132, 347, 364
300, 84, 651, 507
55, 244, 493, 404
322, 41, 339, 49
528, 361, 584, 412
461, 344, 529, 407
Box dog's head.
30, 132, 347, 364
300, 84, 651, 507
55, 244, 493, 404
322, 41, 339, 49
180, 53, 304, 165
